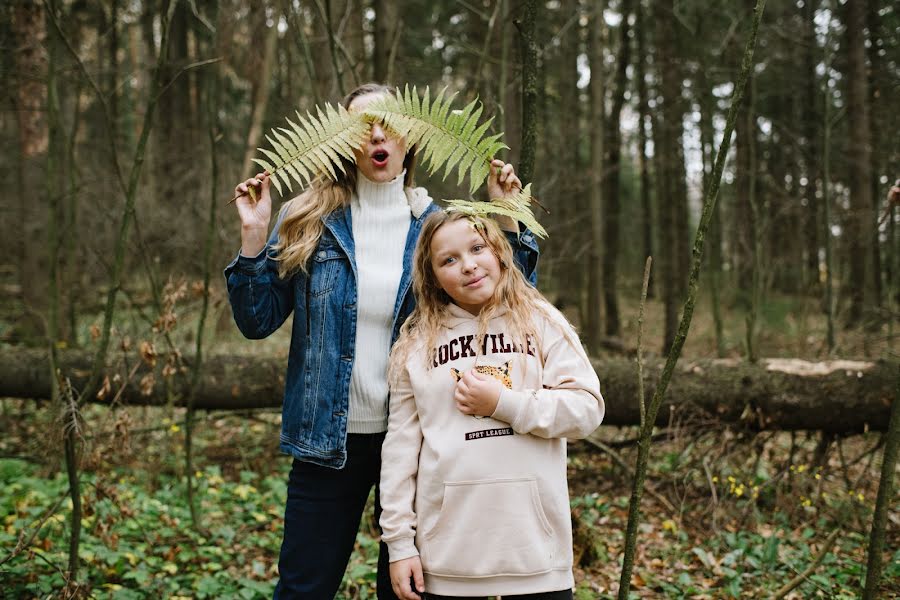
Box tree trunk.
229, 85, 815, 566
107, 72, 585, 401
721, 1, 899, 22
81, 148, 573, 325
802, 0, 820, 291
373, 0, 398, 83
1, 349, 892, 433
746, 73, 761, 362
516, 0, 538, 186
673, 130, 691, 304
153, 0, 191, 244
862, 364, 900, 599
503, 0, 521, 170
308, 1, 336, 99
653, 0, 682, 351
822, 0, 836, 352
586, 0, 606, 351
240, 21, 278, 179
844, 0, 874, 326
698, 65, 725, 358
634, 0, 653, 301
282, 0, 321, 105
108, 0, 120, 143
733, 54, 754, 303
12, 0, 47, 338
46, 0, 82, 579
343, 0, 366, 83
558, 0, 582, 315
866, 0, 884, 310
602, 0, 632, 338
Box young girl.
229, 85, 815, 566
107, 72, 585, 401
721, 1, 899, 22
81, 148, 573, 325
380, 211, 605, 599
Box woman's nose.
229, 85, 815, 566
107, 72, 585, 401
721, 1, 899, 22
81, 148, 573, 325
370, 123, 386, 143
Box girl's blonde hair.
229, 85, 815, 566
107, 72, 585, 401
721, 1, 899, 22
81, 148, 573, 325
391, 211, 564, 377
272, 83, 417, 277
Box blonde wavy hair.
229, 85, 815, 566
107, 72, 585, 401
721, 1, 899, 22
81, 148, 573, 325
272, 83, 418, 278
391, 211, 567, 379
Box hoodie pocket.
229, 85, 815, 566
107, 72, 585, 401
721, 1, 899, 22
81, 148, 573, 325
421, 477, 554, 577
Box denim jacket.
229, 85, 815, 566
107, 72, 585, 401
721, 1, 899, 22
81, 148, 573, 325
225, 192, 539, 468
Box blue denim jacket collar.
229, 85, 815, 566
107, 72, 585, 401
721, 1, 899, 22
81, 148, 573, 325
323, 204, 357, 280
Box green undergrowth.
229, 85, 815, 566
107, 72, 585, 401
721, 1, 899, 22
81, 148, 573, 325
0, 457, 385, 599
2, 415, 897, 599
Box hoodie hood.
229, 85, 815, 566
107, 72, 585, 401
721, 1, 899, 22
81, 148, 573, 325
443, 302, 509, 329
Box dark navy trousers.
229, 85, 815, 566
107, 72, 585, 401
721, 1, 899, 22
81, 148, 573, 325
274, 433, 398, 600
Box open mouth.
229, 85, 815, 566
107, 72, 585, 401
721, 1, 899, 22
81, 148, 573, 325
371, 149, 389, 167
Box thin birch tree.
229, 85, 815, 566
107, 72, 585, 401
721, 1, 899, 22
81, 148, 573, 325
616, 1, 767, 595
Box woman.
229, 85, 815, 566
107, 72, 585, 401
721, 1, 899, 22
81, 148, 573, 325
226, 83, 539, 599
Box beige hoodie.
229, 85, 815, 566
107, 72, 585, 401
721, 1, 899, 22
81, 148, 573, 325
380, 302, 604, 597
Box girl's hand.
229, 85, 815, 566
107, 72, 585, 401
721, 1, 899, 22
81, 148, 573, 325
234, 172, 272, 256
454, 370, 503, 417
487, 159, 522, 200
389, 556, 425, 600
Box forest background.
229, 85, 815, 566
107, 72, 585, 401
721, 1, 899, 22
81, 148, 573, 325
1, 0, 898, 598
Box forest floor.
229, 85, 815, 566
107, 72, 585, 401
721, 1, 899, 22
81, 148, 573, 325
2, 403, 897, 599
1, 283, 898, 598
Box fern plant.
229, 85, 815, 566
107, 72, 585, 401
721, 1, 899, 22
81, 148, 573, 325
250, 85, 507, 198
444, 184, 548, 239
363, 86, 508, 194
250, 103, 370, 197
247, 86, 546, 237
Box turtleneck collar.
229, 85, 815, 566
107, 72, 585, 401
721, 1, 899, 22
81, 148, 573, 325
355, 169, 407, 208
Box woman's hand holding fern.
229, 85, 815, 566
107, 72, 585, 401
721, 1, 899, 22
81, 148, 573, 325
487, 159, 522, 232
234, 171, 272, 257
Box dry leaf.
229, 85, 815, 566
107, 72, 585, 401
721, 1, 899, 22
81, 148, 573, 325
139, 373, 155, 396
139, 341, 157, 367
96, 375, 111, 401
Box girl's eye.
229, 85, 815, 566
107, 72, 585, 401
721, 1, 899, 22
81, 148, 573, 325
443, 256, 456, 265
472, 245, 484, 253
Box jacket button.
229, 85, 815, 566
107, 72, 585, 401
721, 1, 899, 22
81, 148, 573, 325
523, 234, 533, 243
317, 250, 326, 259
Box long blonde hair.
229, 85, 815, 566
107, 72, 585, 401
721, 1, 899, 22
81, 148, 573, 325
272, 83, 417, 278
391, 211, 563, 377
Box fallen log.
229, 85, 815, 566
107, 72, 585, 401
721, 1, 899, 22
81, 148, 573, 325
0, 348, 892, 432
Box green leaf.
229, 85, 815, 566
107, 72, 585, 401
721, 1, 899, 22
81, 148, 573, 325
444, 184, 548, 238
364, 86, 508, 194
248, 103, 368, 195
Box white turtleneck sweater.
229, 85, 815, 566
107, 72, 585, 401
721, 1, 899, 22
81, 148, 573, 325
348, 171, 412, 433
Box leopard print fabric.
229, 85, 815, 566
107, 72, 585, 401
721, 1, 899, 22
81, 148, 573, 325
450, 360, 513, 389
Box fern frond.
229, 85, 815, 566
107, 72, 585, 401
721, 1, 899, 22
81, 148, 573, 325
251, 103, 369, 196
248, 85, 512, 200
364, 86, 509, 195
444, 184, 548, 238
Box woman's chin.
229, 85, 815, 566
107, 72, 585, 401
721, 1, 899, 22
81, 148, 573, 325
361, 167, 403, 183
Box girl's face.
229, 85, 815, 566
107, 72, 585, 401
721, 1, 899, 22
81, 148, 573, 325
430, 219, 502, 315
348, 92, 407, 183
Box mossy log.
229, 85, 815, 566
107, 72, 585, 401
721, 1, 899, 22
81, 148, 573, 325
0, 348, 891, 432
